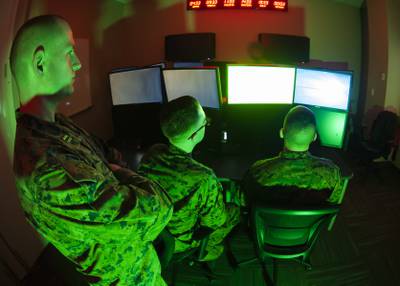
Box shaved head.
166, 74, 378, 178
10, 15, 81, 104
281, 105, 317, 151
160, 96, 205, 141
10, 15, 68, 74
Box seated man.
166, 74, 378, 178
243, 105, 345, 206
12, 15, 172, 285
138, 96, 240, 261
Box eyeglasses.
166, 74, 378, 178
187, 118, 211, 140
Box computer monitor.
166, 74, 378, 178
109, 66, 164, 105
308, 106, 348, 149
163, 68, 221, 108
294, 68, 352, 111
227, 65, 296, 104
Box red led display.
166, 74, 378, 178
187, 0, 287, 10
205, 0, 218, 7
240, 0, 252, 7
224, 0, 235, 7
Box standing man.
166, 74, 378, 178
139, 96, 240, 261
11, 15, 172, 285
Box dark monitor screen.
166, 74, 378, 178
173, 62, 203, 68
109, 66, 163, 105
294, 68, 352, 111
227, 65, 296, 104
308, 106, 348, 149
163, 68, 221, 108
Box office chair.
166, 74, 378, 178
350, 110, 398, 182
231, 202, 339, 286
362, 111, 398, 160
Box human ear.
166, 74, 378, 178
313, 133, 317, 141
279, 128, 284, 139
33, 46, 45, 74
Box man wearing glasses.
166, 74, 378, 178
139, 96, 240, 261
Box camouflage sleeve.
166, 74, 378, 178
199, 176, 227, 230
32, 153, 170, 241
327, 166, 345, 204
90, 134, 127, 167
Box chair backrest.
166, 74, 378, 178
251, 202, 339, 259
370, 111, 398, 148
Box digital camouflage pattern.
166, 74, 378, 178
138, 144, 240, 261
14, 113, 173, 286
243, 150, 344, 205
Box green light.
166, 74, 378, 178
227, 65, 295, 104
95, 0, 134, 46
309, 107, 347, 149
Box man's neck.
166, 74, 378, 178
170, 141, 195, 154
20, 95, 58, 122
283, 144, 309, 153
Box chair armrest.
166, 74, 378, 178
197, 235, 211, 261
218, 177, 244, 206
193, 226, 214, 261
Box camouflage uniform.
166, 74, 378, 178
14, 113, 173, 286
138, 144, 240, 261
243, 150, 344, 205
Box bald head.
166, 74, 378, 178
281, 105, 317, 151
10, 15, 81, 104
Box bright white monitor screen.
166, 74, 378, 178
227, 66, 296, 104
109, 67, 163, 105
294, 68, 352, 110
163, 69, 220, 108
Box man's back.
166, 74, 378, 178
138, 144, 227, 251
244, 150, 343, 205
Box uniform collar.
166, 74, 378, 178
279, 149, 310, 159
169, 144, 192, 157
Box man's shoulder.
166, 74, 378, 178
140, 143, 169, 165
149, 148, 216, 187
146, 143, 169, 155
249, 155, 282, 173
308, 154, 341, 172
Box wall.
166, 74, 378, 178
362, 0, 399, 168
385, 0, 400, 168
0, 0, 44, 281
305, 0, 361, 112
385, 0, 400, 112
27, 0, 362, 140
363, 0, 389, 128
